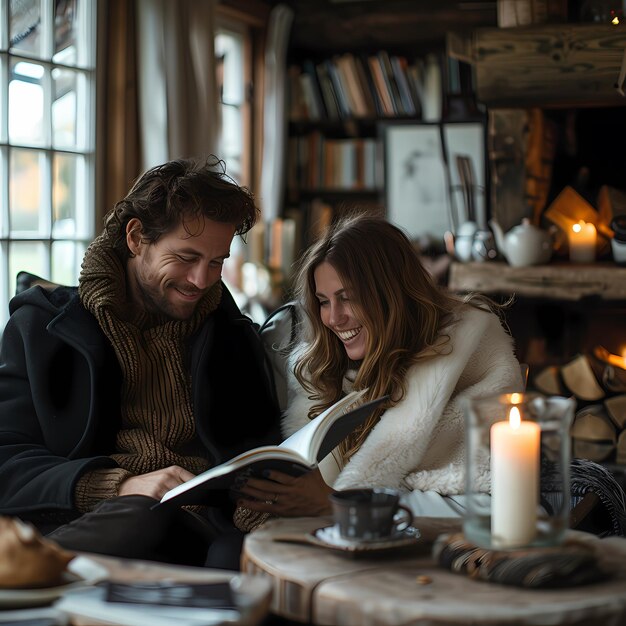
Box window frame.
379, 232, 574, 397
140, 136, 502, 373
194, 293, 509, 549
0, 0, 97, 328
215, 14, 253, 188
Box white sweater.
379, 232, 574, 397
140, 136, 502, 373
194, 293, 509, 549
282, 306, 523, 496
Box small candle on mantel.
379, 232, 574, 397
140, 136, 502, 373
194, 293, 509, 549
569, 220, 596, 263
490, 402, 540, 548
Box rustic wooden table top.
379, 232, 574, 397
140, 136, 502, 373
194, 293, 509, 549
241, 515, 626, 626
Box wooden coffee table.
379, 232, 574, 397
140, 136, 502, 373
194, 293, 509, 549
241, 515, 626, 626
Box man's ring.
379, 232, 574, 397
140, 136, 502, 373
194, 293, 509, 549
265, 493, 278, 505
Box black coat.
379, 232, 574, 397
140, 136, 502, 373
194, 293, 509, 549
0, 283, 280, 521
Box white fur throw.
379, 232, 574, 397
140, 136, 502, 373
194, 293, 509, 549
282, 306, 523, 496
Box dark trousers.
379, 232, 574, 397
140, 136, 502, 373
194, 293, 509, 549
46, 495, 245, 570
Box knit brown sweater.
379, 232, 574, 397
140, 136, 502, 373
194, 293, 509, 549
74, 232, 221, 512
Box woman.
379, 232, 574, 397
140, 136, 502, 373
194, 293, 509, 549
237, 213, 523, 521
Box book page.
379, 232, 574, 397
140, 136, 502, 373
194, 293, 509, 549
278, 389, 369, 462
160, 447, 310, 504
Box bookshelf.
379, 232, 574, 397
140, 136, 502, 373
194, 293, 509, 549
283, 46, 482, 254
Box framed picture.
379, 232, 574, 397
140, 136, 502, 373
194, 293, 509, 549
443, 121, 487, 231
383, 123, 451, 243
383, 121, 487, 243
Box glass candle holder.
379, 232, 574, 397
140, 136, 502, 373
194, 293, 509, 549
463, 392, 576, 550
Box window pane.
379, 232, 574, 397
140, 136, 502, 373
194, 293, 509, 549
221, 103, 242, 159
52, 152, 77, 237
9, 0, 42, 58
216, 25, 248, 185
9, 148, 44, 235
0, 55, 6, 142
215, 31, 244, 105
54, 0, 91, 67
52, 66, 78, 149
9, 59, 45, 145
54, 0, 76, 64
52, 239, 84, 286
9, 241, 48, 295
0, 147, 7, 237
54, 152, 89, 238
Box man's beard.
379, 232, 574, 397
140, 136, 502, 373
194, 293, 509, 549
134, 280, 200, 321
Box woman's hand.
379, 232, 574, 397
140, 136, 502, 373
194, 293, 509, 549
236, 468, 333, 517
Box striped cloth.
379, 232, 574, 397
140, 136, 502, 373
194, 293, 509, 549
541, 457, 626, 537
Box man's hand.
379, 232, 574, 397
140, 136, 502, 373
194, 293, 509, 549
118, 466, 195, 499
236, 468, 333, 517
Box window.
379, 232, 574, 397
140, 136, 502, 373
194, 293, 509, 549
0, 0, 96, 328
215, 21, 251, 187
215, 18, 259, 315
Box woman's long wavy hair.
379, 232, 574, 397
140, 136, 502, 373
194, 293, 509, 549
293, 213, 473, 460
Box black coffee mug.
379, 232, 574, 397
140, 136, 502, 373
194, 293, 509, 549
329, 488, 413, 542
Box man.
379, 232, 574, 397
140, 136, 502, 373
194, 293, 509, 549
0, 157, 280, 568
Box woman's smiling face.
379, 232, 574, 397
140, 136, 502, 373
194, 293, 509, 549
314, 261, 368, 361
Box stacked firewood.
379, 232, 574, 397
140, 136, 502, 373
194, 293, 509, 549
533, 349, 626, 465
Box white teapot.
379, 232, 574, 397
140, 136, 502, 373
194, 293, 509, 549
489, 218, 553, 267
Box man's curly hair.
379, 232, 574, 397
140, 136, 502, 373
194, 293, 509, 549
104, 155, 259, 258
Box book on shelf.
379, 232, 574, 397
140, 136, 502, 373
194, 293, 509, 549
334, 53, 372, 118
362, 138, 379, 190
406, 60, 425, 115
295, 135, 379, 191
367, 55, 395, 116
159, 389, 388, 508
299, 72, 324, 121
323, 139, 336, 188
355, 54, 383, 117
339, 139, 357, 189
315, 61, 341, 120
325, 59, 352, 118
390, 55, 418, 116
376, 51, 404, 115
307, 131, 323, 188
302, 59, 327, 120
284, 206, 306, 253
307, 198, 333, 242
288, 64, 308, 121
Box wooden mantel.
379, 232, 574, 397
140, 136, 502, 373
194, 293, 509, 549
448, 262, 626, 301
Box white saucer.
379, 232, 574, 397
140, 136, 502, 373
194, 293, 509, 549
0, 556, 108, 609
310, 524, 421, 555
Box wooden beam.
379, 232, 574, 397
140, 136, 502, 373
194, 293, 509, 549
475, 23, 626, 108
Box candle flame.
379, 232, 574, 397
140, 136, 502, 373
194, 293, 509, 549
509, 406, 521, 429
572, 222, 583, 233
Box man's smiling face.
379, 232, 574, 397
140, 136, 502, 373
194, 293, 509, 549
126, 215, 235, 320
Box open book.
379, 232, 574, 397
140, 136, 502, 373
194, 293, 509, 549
159, 389, 388, 507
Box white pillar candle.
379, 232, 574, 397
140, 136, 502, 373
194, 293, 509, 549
568, 221, 596, 263
490, 406, 540, 548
